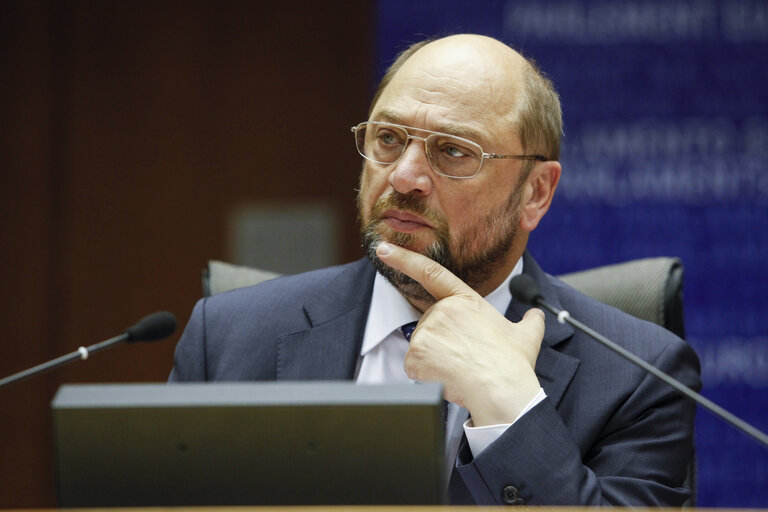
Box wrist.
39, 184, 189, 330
466, 378, 541, 427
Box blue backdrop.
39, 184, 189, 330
376, 0, 768, 507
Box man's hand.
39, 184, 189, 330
376, 242, 546, 427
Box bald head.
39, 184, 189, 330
396, 35, 528, 87
370, 34, 562, 161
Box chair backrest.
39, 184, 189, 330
202, 260, 280, 297
557, 257, 686, 339
202, 257, 687, 340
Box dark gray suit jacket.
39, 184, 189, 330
170, 252, 700, 506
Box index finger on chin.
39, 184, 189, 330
375, 242, 476, 301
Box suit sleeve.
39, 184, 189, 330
455, 338, 700, 506
168, 298, 207, 382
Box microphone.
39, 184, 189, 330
509, 274, 544, 306
510, 274, 768, 450
0, 311, 177, 389
125, 311, 177, 342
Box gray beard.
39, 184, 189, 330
359, 191, 522, 305
362, 226, 445, 305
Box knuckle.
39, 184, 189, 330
421, 261, 444, 282
403, 357, 419, 380
440, 296, 469, 315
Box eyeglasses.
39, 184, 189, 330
351, 121, 547, 179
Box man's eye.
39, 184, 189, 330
377, 130, 401, 145
443, 144, 468, 158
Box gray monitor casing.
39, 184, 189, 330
52, 382, 445, 507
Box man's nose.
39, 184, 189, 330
388, 139, 434, 196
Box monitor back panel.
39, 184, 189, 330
52, 382, 445, 507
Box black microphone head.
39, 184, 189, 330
509, 274, 544, 306
125, 311, 177, 342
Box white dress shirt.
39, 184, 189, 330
355, 257, 546, 470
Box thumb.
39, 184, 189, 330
520, 307, 546, 344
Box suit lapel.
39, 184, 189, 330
274, 253, 580, 408
504, 252, 581, 408
276, 259, 376, 381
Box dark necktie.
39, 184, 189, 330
400, 321, 449, 422
400, 321, 418, 342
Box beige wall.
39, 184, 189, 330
0, 1, 374, 506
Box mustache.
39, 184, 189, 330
369, 192, 447, 230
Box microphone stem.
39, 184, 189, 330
0, 333, 128, 389
537, 298, 768, 450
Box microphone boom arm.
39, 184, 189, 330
0, 311, 176, 389
535, 296, 768, 450
0, 334, 129, 388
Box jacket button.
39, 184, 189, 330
502, 485, 525, 505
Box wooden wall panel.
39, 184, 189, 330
0, 1, 57, 504
0, 1, 374, 506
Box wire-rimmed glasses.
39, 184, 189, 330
351, 121, 546, 179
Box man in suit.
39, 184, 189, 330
170, 34, 700, 505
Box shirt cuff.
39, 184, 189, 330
463, 387, 547, 457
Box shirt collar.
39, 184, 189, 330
359, 257, 524, 357
360, 272, 421, 357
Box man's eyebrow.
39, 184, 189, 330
373, 110, 406, 125
439, 124, 484, 142
373, 110, 485, 143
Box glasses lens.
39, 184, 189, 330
426, 134, 482, 178
353, 123, 484, 178
355, 123, 407, 165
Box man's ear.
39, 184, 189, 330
519, 161, 561, 232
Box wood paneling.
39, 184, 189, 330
0, 1, 374, 506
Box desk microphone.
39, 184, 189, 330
0, 311, 177, 389
509, 274, 768, 449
